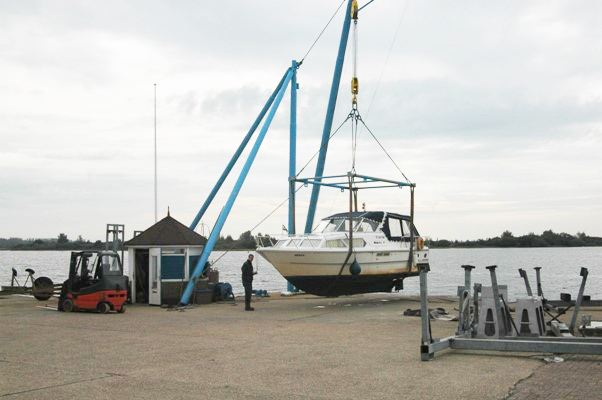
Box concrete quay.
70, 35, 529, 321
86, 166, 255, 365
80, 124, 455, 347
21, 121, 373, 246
1, 293, 601, 400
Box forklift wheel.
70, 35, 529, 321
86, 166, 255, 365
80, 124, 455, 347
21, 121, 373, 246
97, 302, 111, 314
118, 304, 126, 314
63, 299, 74, 313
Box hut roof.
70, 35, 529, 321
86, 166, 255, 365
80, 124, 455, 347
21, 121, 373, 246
125, 214, 207, 247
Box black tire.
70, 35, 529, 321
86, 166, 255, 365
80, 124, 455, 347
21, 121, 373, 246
117, 304, 126, 314
33, 276, 54, 301
63, 299, 74, 313
97, 302, 111, 314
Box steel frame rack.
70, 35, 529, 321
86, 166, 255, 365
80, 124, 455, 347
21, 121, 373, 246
419, 264, 602, 361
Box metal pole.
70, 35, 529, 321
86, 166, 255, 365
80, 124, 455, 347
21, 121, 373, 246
534, 267, 543, 297
419, 263, 432, 360
486, 265, 507, 337
408, 186, 415, 271
289, 60, 297, 235
304, 0, 353, 233
288, 60, 298, 293
518, 268, 533, 296
569, 267, 588, 334
457, 265, 474, 334
154, 83, 157, 223
462, 265, 475, 297
472, 283, 482, 335
180, 68, 294, 305
190, 71, 289, 230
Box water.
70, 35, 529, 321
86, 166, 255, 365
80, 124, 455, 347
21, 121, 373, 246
1, 248, 601, 300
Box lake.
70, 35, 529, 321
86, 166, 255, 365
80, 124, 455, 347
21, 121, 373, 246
1, 247, 601, 300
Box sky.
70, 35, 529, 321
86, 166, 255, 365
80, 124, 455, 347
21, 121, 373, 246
1, 0, 601, 242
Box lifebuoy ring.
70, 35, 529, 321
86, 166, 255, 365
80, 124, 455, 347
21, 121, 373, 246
416, 237, 425, 250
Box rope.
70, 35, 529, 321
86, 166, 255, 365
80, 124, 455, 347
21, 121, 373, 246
350, 109, 360, 172
208, 115, 352, 247
358, 0, 376, 12
358, 115, 411, 184
299, 0, 347, 65
296, 114, 351, 177
244, 114, 352, 235
248, 185, 304, 233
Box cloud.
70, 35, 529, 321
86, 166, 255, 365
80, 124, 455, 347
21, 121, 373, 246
1, 1, 601, 241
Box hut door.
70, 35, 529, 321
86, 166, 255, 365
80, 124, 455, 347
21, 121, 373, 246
149, 248, 161, 305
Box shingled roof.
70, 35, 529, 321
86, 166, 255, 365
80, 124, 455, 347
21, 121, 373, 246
125, 214, 207, 247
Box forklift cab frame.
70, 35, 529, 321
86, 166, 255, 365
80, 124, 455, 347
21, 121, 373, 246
60, 251, 128, 313
68, 251, 123, 291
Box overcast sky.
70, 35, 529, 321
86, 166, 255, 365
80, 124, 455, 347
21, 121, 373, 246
1, 0, 601, 242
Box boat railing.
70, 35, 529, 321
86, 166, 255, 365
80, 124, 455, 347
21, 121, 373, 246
254, 235, 279, 248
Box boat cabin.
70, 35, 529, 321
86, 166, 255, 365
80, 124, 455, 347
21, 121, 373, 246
272, 211, 419, 249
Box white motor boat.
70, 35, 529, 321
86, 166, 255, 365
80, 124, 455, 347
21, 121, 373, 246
257, 211, 429, 296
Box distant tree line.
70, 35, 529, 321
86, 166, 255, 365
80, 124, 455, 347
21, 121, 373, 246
0, 234, 107, 251
429, 230, 602, 248
214, 231, 275, 250
3, 229, 601, 251
0, 230, 267, 251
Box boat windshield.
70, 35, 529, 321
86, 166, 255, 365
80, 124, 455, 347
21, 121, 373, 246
314, 217, 379, 233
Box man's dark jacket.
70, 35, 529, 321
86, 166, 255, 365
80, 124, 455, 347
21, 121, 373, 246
241, 260, 254, 286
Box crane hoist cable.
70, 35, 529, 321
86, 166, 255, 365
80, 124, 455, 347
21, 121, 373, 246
299, 0, 347, 65
351, 0, 359, 108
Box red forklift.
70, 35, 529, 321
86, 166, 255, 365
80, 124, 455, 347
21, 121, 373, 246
58, 251, 128, 313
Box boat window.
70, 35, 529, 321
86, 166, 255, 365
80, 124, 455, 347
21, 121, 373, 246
337, 220, 351, 232
389, 218, 403, 237
341, 238, 366, 247
314, 219, 331, 233
401, 220, 412, 237
274, 239, 288, 248
325, 238, 366, 247
315, 219, 346, 233
316, 217, 379, 233
287, 239, 303, 247
300, 239, 322, 248
325, 239, 346, 248
354, 219, 377, 233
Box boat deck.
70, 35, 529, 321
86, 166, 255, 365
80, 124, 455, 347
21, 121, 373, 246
1, 293, 601, 399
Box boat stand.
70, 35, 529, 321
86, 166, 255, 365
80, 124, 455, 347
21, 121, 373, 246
419, 264, 602, 361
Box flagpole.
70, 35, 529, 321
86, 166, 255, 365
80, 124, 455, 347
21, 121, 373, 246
154, 83, 157, 223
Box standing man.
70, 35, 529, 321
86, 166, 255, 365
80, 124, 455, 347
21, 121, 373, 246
241, 254, 257, 311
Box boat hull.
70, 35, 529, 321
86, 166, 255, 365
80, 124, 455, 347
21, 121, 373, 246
257, 247, 428, 296
286, 272, 418, 296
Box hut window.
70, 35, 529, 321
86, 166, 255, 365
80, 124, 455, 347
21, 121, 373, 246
162, 249, 185, 255
161, 253, 186, 280
151, 256, 158, 289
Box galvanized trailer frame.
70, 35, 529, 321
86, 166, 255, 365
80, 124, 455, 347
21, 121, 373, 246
419, 264, 602, 361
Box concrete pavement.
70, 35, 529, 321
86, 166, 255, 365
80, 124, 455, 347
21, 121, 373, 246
1, 293, 600, 399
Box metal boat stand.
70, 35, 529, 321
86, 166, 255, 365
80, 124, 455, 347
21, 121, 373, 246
419, 264, 602, 361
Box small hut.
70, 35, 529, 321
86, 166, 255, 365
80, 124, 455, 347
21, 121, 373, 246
124, 212, 207, 305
